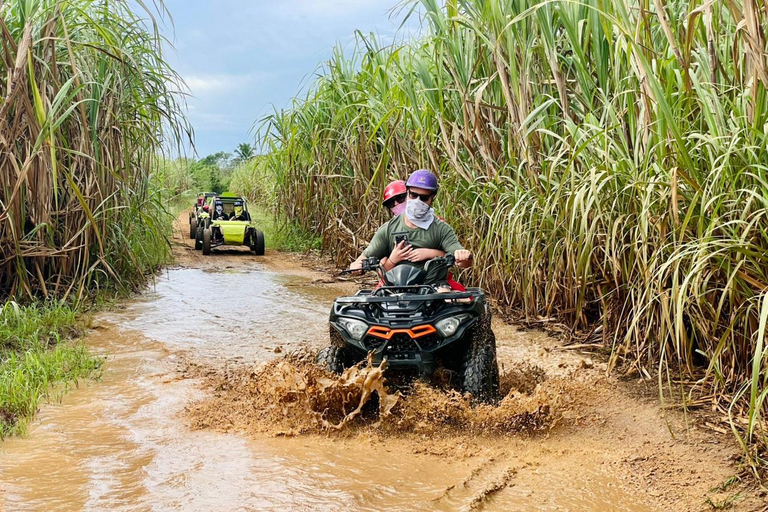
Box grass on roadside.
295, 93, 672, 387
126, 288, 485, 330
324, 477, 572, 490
251, 208, 321, 252
0, 302, 102, 437
166, 191, 198, 219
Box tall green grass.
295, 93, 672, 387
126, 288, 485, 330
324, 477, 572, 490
0, 301, 101, 436
0, 0, 186, 301
262, 0, 768, 469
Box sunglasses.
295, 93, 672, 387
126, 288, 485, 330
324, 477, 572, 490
407, 189, 434, 202
383, 193, 406, 209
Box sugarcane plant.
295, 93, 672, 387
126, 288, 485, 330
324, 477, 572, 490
0, 0, 186, 302
260, 0, 768, 472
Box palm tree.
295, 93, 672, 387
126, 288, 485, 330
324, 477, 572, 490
234, 143, 255, 162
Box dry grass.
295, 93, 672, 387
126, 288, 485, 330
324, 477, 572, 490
0, 0, 185, 302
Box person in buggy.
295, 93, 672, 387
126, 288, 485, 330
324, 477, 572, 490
212, 199, 228, 221
229, 200, 250, 221
350, 170, 472, 291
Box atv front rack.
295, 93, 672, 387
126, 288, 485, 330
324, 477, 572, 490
335, 290, 476, 304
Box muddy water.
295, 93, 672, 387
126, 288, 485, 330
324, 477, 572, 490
0, 267, 658, 511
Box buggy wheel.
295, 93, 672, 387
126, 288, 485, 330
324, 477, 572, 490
461, 322, 500, 405
195, 225, 203, 250
251, 229, 265, 255
189, 217, 197, 239
202, 228, 212, 255
316, 346, 353, 375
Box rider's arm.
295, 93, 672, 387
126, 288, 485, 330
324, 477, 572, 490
440, 224, 473, 268
381, 257, 397, 272
419, 248, 445, 259
351, 224, 389, 269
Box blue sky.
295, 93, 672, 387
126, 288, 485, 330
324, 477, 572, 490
158, 0, 420, 157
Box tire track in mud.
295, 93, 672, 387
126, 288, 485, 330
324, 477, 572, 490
171, 211, 765, 512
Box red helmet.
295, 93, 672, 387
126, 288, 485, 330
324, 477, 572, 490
382, 180, 406, 207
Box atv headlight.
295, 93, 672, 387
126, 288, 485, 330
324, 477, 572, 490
435, 314, 471, 337
337, 318, 368, 340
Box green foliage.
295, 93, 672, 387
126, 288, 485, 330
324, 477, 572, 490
187, 152, 234, 193
0, 301, 101, 436
156, 158, 196, 195
250, 209, 321, 252
228, 156, 276, 207
262, 0, 768, 468
0, 0, 187, 301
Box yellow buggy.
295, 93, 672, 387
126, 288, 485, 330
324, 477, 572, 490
195, 196, 265, 255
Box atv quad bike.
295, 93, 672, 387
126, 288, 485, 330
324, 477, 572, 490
197, 196, 265, 255
189, 192, 216, 239
317, 255, 500, 404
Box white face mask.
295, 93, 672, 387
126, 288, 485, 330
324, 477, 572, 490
405, 198, 435, 229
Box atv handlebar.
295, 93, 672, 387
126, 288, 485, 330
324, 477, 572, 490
341, 254, 460, 276
340, 257, 381, 275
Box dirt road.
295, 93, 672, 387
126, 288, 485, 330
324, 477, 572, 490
0, 212, 764, 511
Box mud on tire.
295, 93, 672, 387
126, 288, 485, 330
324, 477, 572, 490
461, 317, 500, 405
316, 346, 354, 375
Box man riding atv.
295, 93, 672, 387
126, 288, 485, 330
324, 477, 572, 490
318, 170, 499, 404
351, 170, 473, 286
379, 179, 467, 290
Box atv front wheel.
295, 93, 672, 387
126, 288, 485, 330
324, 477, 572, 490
461, 324, 500, 405
189, 217, 197, 239
202, 228, 212, 255
251, 229, 265, 255
316, 346, 353, 374
195, 225, 203, 250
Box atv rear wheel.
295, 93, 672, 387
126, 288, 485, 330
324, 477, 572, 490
202, 228, 212, 255
316, 346, 354, 374
189, 217, 198, 239
251, 229, 265, 255
461, 323, 500, 405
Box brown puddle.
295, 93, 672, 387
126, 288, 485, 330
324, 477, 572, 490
0, 267, 660, 511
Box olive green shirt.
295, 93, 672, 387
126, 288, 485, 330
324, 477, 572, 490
362, 215, 464, 269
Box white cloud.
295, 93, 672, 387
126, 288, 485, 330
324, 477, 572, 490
183, 72, 269, 96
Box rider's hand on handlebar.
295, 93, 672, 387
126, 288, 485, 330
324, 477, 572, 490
454, 249, 473, 267
389, 240, 413, 265
348, 258, 364, 275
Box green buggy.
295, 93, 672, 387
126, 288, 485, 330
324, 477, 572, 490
195, 195, 265, 255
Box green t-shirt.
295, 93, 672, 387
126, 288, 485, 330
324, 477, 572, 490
362, 215, 464, 269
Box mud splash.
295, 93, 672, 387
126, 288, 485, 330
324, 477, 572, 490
187, 352, 561, 438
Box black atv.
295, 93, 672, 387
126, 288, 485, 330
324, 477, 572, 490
317, 255, 500, 404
